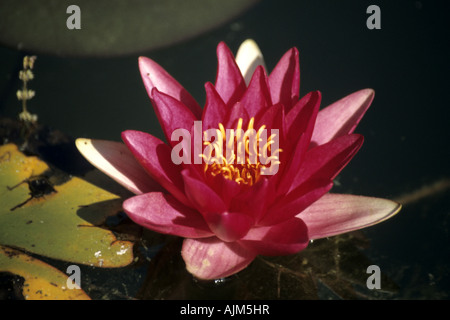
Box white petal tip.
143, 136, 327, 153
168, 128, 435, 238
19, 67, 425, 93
75, 138, 159, 195
236, 39, 266, 85
75, 138, 92, 153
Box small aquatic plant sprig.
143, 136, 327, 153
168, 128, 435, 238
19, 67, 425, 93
17, 55, 38, 123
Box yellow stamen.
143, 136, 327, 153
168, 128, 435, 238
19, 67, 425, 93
202, 117, 282, 186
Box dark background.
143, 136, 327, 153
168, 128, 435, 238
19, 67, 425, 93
0, 0, 449, 299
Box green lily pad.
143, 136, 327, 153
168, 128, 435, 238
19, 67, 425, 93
0, 245, 91, 300
0, 143, 134, 268
0, 0, 259, 57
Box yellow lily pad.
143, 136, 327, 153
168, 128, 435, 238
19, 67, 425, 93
0, 245, 91, 300
0, 143, 134, 267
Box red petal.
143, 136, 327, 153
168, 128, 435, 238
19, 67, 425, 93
299, 193, 402, 239
268, 47, 300, 111
311, 89, 374, 147
240, 218, 309, 256
224, 102, 249, 129
182, 237, 256, 280
262, 179, 333, 225
254, 102, 285, 137
207, 173, 242, 208
202, 82, 227, 131
121, 130, 189, 205
285, 91, 321, 143
276, 92, 321, 194
75, 138, 162, 195
123, 192, 213, 238
289, 134, 364, 192
181, 170, 227, 214
151, 88, 197, 146
181, 171, 253, 241
230, 177, 274, 222
212, 211, 254, 242
276, 133, 309, 195
215, 42, 246, 107
240, 65, 272, 117
139, 56, 202, 118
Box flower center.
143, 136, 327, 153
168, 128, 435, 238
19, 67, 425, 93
201, 118, 282, 186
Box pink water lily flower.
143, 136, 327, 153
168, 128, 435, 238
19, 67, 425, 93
76, 40, 401, 280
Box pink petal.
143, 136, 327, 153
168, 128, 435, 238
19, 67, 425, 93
285, 91, 321, 143
254, 104, 286, 172
75, 138, 161, 195
239, 65, 272, 117
262, 179, 333, 225
151, 88, 197, 146
215, 42, 246, 107
276, 133, 309, 195
121, 130, 190, 205
240, 218, 309, 256
181, 171, 253, 242
254, 103, 285, 135
181, 170, 227, 214
224, 102, 250, 129
123, 192, 213, 238
311, 89, 374, 146
230, 177, 273, 222
299, 193, 402, 239
207, 173, 243, 208
268, 47, 300, 111
182, 237, 256, 280
211, 211, 254, 242
139, 56, 202, 118
201, 82, 227, 131
289, 134, 364, 192
276, 92, 321, 193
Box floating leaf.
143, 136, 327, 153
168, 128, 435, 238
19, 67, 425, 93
0, 0, 259, 57
0, 245, 90, 300
0, 143, 134, 267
